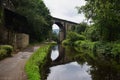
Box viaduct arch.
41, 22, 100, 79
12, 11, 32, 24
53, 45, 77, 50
0, 0, 79, 43
52, 16, 79, 42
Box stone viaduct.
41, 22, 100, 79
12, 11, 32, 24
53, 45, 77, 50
0, 0, 79, 47
52, 17, 78, 42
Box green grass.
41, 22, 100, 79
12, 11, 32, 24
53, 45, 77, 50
25, 44, 51, 80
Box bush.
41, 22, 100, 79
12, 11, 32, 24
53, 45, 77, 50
0, 45, 13, 60
74, 22, 88, 34
62, 39, 71, 46
62, 32, 86, 46
93, 42, 113, 55
84, 25, 100, 41
111, 43, 120, 57
74, 40, 95, 52
67, 31, 85, 42
0, 49, 7, 60
0, 45, 13, 56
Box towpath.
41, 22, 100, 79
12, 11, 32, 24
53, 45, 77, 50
0, 45, 40, 80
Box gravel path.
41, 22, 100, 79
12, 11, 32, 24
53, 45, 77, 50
0, 46, 40, 80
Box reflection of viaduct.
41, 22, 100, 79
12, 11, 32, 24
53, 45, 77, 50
50, 45, 73, 67
52, 17, 78, 42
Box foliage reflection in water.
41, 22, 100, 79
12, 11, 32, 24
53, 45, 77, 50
42, 45, 120, 80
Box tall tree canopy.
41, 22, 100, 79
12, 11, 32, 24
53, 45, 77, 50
78, 0, 120, 41
11, 0, 52, 42
74, 22, 88, 34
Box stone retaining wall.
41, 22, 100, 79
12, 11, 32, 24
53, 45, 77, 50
16, 33, 29, 49
0, 28, 29, 49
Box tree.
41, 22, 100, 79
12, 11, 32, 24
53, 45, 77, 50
51, 32, 58, 42
74, 22, 88, 34
11, 0, 52, 42
84, 25, 100, 41
78, 0, 120, 41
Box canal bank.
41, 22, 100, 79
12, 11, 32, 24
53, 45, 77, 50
25, 43, 53, 80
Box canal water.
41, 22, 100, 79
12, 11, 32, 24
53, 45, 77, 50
42, 45, 120, 80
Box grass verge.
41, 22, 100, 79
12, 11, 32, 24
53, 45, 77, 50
25, 44, 51, 80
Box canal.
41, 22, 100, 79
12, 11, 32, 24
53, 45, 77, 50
41, 45, 120, 80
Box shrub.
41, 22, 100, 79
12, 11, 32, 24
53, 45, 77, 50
74, 40, 81, 47
74, 22, 88, 34
62, 39, 71, 46
0, 45, 13, 60
74, 40, 95, 52
93, 42, 111, 54
84, 25, 100, 41
62, 32, 86, 46
0, 49, 7, 60
111, 43, 120, 56
67, 31, 85, 42
0, 45, 13, 56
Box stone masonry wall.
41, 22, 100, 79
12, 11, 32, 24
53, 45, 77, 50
16, 33, 29, 49
0, 30, 29, 49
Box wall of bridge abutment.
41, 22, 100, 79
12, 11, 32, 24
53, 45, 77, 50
59, 26, 66, 43
53, 18, 77, 43
59, 22, 72, 43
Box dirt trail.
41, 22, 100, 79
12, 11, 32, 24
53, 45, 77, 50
0, 46, 40, 80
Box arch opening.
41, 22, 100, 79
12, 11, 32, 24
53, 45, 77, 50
52, 24, 60, 34
51, 23, 66, 43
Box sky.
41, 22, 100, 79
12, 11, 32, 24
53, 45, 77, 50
43, 0, 86, 29
47, 62, 91, 80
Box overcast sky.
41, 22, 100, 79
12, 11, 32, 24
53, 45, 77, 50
43, 0, 86, 29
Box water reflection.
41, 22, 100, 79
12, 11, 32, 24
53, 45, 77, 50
43, 45, 120, 80
51, 45, 59, 61
53, 45, 65, 62
47, 62, 92, 80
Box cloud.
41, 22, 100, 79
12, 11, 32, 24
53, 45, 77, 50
43, 0, 86, 23
52, 24, 59, 29
47, 62, 92, 80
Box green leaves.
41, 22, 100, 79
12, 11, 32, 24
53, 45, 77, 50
25, 44, 51, 80
11, 0, 52, 42
78, 0, 120, 41
74, 22, 88, 34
